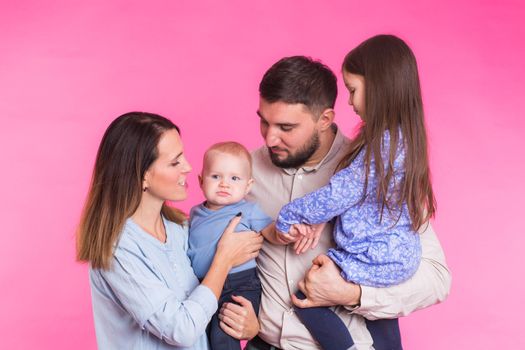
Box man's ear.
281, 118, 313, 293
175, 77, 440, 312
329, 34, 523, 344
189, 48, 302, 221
245, 178, 254, 195
317, 108, 335, 132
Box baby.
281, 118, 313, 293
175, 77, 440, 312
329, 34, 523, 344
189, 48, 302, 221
188, 141, 272, 350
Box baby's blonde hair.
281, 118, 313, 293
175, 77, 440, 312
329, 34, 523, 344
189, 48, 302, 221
203, 141, 252, 176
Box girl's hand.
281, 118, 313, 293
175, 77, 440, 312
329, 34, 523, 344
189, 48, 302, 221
215, 214, 263, 268
292, 223, 326, 254
290, 223, 312, 237
218, 295, 259, 340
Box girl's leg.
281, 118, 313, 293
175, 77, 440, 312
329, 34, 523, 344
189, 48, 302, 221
294, 290, 354, 350
365, 318, 403, 350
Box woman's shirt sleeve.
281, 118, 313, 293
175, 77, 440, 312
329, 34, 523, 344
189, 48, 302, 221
98, 243, 218, 347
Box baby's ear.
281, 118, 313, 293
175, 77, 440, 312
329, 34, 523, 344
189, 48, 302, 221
245, 178, 254, 195
198, 174, 204, 187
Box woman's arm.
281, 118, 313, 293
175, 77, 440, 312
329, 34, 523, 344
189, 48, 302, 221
99, 215, 263, 347
202, 215, 264, 298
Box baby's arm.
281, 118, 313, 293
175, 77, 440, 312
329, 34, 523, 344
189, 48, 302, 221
261, 222, 299, 245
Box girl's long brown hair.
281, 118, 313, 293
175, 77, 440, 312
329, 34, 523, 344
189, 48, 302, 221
77, 112, 186, 270
339, 35, 436, 230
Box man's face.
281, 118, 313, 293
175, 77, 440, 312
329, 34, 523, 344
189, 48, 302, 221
257, 98, 320, 168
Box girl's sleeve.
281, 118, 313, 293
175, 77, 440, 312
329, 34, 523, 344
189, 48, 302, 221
276, 152, 371, 233
99, 246, 217, 347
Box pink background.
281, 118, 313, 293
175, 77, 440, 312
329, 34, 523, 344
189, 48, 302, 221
1, 0, 524, 348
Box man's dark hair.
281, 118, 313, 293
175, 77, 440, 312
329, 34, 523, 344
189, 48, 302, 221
259, 56, 337, 116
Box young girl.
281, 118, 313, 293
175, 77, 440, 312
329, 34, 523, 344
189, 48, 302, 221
275, 35, 436, 350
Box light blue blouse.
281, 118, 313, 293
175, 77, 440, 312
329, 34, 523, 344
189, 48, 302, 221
90, 217, 217, 349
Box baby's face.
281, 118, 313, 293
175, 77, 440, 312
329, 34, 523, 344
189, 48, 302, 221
199, 151, 253, 210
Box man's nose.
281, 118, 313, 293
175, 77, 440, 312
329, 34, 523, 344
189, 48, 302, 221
265, 128, 280, 148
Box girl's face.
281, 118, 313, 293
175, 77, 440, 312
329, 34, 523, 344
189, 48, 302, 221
343, 71, 366, 120
143, 129, 192, 202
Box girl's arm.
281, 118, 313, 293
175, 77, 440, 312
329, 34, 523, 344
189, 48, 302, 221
276, 154, 368, 234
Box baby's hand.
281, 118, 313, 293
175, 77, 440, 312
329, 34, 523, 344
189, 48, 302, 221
276, 228, 300, 245
291, 223, 326, 254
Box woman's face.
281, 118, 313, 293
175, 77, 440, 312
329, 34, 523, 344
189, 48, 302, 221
342, 71, 366, 120
144, 129, 192, 202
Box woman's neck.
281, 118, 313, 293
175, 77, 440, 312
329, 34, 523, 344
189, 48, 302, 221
131, 196, 166, 242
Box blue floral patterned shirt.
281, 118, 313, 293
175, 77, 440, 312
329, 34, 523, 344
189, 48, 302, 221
276, 131, 421, 287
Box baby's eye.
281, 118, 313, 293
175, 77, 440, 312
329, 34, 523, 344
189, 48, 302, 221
231, 176, 241, 181
211, 174, 220, 179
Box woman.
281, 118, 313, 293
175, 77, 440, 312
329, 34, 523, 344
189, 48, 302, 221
77, 112, 263, 349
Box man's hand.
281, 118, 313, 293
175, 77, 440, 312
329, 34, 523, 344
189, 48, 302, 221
218, 295, 259, 340
291, 254, 361, 308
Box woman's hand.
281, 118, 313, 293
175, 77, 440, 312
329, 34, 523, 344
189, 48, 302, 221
203, 215, 263, 299
215, 214, 264, 269
218, 295, 259, 340
291, 254, 361, 308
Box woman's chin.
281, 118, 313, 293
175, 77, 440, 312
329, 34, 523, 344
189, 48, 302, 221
169, 192, 188, 202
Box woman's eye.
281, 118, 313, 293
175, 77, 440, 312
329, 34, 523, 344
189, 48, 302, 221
171, 162, 180, 166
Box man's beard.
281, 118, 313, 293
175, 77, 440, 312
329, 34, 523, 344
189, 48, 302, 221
268, 131, 320, 169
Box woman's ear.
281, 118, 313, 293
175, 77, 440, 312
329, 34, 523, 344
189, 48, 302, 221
142, 172, 150, 192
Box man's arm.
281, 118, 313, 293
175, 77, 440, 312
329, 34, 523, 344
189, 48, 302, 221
357, 223, 451, 319
293, 223, 451, 320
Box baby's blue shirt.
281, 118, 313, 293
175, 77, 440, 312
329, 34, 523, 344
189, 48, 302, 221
188, 200, 272, 279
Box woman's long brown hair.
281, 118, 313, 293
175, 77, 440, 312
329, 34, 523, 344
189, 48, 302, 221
339, 35, 436, 230
77, 112, 186, 270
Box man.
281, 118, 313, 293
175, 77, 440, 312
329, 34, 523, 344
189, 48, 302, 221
220, 56, 451, 349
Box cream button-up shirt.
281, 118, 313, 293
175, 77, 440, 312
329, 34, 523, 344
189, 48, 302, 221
248, 126, 451, 350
